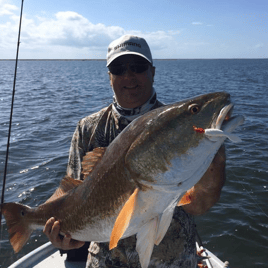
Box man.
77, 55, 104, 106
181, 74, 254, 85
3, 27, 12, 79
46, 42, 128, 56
44, 35, 226, 267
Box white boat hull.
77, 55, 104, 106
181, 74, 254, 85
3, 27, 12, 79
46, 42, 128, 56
8, 242, 230, 268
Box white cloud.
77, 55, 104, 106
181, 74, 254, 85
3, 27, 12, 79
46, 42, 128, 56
255, 43, 264, 49
0, 4, 181, 59
192, 22, 203, 25
0, 0, 18, 16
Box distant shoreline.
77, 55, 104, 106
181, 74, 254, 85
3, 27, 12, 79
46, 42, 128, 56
0, 58, 267, 61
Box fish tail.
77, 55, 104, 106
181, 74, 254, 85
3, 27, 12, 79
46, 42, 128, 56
1, 202, 34, 253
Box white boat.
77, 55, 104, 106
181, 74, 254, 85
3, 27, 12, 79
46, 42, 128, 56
8, 242, 230, 268
196, 242, 230, 268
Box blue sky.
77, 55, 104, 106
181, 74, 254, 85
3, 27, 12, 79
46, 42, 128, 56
1, 0, 267, 59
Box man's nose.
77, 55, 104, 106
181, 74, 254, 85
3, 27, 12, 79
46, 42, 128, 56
121, 63, 136, 77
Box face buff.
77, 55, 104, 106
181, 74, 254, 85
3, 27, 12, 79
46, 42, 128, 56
112, 88, 157, 123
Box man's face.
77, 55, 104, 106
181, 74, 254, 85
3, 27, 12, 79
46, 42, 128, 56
108, 55, 155, 109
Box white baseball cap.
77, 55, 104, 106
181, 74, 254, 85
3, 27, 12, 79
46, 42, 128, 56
106, 35, 153, 66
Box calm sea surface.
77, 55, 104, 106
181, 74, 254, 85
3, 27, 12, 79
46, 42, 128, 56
0, 59, 267, 267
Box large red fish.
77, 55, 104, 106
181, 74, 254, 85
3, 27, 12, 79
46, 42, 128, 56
1, 92, 244, 268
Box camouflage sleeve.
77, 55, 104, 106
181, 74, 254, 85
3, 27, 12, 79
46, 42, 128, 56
66, 117, 96, 180
66, 121, 84, 180
66, 107, 110, 180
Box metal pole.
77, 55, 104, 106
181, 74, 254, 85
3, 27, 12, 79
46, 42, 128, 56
1, 0, 24, 225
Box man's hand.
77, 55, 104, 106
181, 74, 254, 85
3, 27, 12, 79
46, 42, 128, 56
43, 217, 85, 250
182, 145, 226, 215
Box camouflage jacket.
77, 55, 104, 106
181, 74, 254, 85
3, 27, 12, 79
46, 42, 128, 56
66, 101, 197, 268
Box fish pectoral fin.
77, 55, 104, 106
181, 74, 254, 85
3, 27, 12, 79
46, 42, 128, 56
109, 188, 139, 250
155, 202, 176, 246
177, 187, 195, 206
0, 203, 33, 253
136, 217, 159, 268
81, 147, 107, 179
45, 176, 83, 203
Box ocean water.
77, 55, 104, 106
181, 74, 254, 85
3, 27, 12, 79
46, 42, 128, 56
0, 59, 267, 268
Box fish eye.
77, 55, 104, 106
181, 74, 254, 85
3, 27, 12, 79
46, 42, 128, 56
188, 104, 200, 114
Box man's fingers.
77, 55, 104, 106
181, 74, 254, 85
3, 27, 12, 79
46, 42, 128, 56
43, 217, 85, 250
43, 218, 62, 247
70, 239, 85, 249
43, 217, 55, 236
62, 233, 71, 248
60, 233, 85, 250
51, 220, 61, 238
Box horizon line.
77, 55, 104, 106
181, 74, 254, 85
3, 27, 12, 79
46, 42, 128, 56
1, 58, 267, 61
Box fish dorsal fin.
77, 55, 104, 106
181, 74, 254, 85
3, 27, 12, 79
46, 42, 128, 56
136, 217, 159, 268
46, 147, 106, 204
177, 188, 194, 206
109, 188, 139, 250
81, 147, 107, 179
45, 176, 82, 203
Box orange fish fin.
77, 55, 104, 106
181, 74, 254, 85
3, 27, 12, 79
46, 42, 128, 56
60, 176, 83, 191
177, 187, 195, 206
81, 147, 107, 179
1, 203, 33, 253
45, 176, 82, 203
109, 188, 139, 250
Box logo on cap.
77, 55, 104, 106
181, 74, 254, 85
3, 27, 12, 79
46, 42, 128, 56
114, 42, 142, 51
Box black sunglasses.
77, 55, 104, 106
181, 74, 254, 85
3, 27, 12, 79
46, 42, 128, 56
108, 62, 150, 76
